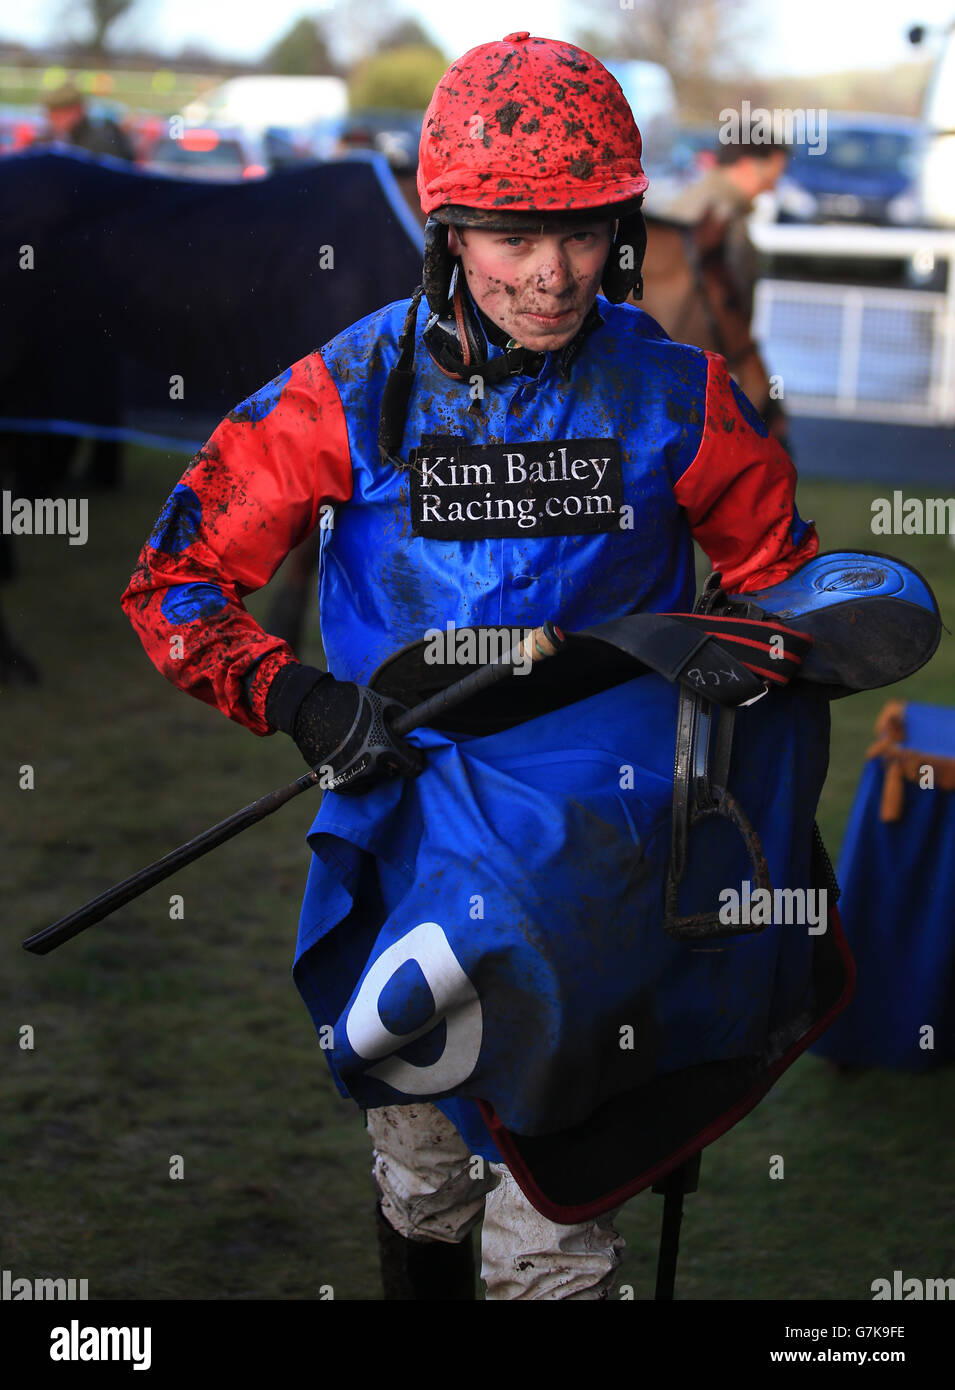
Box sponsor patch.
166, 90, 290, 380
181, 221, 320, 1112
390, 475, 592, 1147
407, 438, 622, 539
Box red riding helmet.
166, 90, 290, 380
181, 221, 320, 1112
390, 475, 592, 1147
417, 32, 649, 219
416, 34, 649, 314
378, 35, 651, 464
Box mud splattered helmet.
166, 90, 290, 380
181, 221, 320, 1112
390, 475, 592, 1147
378, 34, 650, 463
416, 32, 649, 312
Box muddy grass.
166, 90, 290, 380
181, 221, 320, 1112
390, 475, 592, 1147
2, 449, 952, 1299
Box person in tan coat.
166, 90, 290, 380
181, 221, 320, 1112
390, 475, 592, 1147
663, 133, 788, 325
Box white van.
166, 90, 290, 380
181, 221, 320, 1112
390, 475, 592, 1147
183, 76, 348, 138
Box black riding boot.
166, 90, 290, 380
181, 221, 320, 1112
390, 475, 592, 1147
375, 1203, 477, 1300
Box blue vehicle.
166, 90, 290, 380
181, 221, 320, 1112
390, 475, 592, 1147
775, 113, 921, 226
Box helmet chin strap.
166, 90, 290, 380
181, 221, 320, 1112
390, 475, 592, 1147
426, 268, 604, 407
447, 266, 488, 371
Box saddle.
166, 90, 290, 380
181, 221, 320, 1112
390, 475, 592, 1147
368, 550, 940, 1219
372, 550, 940, 943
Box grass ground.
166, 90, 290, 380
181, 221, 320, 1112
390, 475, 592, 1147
2, 447, 953, 1300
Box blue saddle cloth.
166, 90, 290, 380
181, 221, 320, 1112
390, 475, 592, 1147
292, 675, 831, 1160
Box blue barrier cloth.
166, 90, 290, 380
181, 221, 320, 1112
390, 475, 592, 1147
812, 702, 955, 1069
902, 704, 955, 759
0, 149, 422, 448
292, 676, 831, 1159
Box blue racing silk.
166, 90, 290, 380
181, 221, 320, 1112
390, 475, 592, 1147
315, 294, 814, 686
121, 294, 816, 737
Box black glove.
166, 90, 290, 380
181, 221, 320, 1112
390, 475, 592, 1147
264, 662, 425, 796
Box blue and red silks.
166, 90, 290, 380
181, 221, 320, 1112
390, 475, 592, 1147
291, 673, 835, 1166
117, 286, 846, 1212
120, 294, 818, 738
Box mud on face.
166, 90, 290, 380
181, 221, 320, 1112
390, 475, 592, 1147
448, 222, 613, 351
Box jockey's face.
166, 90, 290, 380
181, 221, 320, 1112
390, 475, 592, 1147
447, 221, 613, 352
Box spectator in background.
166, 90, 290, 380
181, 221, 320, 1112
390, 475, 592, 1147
38, 82, 133, 491
0, 81, 137, 684
663, 132, 788, 325
42, 82, 135, 162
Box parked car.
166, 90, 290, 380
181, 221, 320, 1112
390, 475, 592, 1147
127, 112, 166, 164
774, 114, 921, 226
0, 105, 44, 155
143, 125, 269, 180
262, 124, 315, 169
331, 110, 424, 174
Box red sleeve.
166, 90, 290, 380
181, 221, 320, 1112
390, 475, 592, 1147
120, 352, 352, 735
672, 351, 818, 593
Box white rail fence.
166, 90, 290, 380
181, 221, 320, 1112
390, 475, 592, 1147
749, 223, 955, 426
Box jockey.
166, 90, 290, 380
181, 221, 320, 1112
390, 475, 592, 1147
122, 34, 831, 1300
